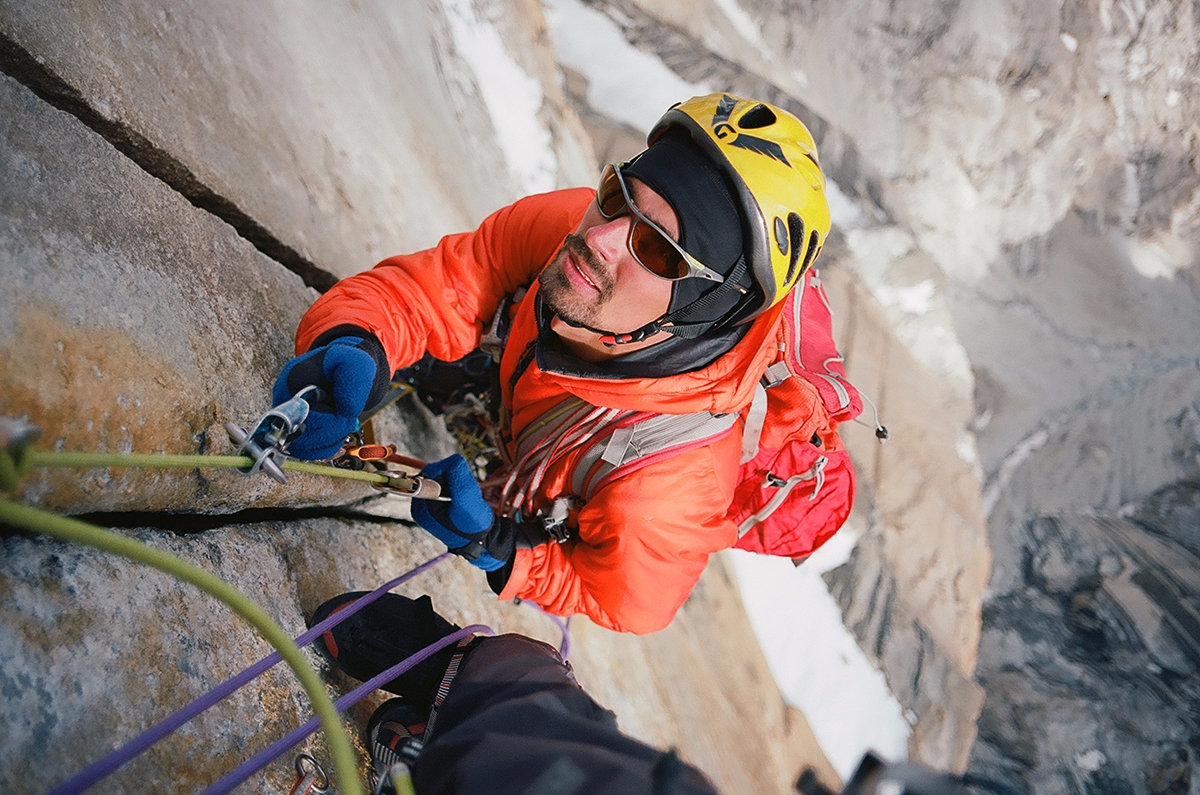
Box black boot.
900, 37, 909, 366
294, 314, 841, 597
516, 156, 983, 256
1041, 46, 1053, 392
307, 592, 460, 711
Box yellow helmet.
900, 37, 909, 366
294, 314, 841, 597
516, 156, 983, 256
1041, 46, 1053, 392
648, 93, 831, 321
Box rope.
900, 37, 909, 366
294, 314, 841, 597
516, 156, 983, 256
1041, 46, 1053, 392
44, 552, 452, 794
200, 624, 493, 795
0, 500, 364, 795
22, 450, 397, 485
516, 598, 573, 660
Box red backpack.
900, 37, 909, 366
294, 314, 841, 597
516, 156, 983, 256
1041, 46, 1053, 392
491, 268, 873, 560
728, 268, 865, 560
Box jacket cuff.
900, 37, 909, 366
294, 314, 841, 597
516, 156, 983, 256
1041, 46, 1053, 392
309, 323, 378, 351
493, 548, 530, 599
309, 325, 393, 412
483, 515, 520, 594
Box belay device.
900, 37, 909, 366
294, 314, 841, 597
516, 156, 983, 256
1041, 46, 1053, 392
225, 385, 321, 484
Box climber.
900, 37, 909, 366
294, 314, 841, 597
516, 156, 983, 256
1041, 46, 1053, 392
307, 590, 722, 795
273, 93, 835, 634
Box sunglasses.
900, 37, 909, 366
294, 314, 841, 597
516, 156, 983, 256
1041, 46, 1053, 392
596, 163, 725, 283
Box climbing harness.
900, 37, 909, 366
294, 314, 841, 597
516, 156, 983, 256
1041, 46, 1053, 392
374, 762, 418, 795
199, 623, 488, 795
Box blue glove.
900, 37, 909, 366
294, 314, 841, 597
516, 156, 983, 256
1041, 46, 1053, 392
411, 454, 510, 572
272, 331, 389, 460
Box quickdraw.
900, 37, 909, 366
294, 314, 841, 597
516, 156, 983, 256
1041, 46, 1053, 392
340, 444, 445, 501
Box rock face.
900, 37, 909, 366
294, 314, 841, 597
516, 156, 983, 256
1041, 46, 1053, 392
564, 0, 1200, 789
0, 2, 842, 794
0, 69, 338, 515
0, 510, 838, 795
972, 483, 1200, 795
5, 0, 1197, 791
0, 0, 594, 283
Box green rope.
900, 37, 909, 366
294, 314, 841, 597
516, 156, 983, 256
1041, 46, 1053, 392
0, 499, 365, 795
22, 450, 394, 485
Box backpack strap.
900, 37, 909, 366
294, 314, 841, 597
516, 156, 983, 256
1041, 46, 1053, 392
736, 455, 828, 538
495, 394, 740, 532
572, 410, 740, 501
740, 382, 769, 464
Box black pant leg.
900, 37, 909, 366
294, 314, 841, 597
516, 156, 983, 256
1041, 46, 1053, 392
412, 635, 720, 795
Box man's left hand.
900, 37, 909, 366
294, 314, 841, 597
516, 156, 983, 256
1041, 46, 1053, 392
412, 454, 512, 572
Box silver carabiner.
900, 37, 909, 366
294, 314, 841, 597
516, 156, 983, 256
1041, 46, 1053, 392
288, 753, 329, 794
226, 385, 321, 483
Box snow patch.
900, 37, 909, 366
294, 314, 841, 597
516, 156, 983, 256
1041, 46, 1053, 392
1075, 749, 1107, 771
1123, 233, 1191, 279
544, 0, 710, 133
956, 432, 977, 465
442, 0, 557, 194
984, 426, 1052, 517
875, 279, 937, 316
844, 226, 974, 398
826, 179, 865, 230
712, 0, 767, 49
728, 534, 911, 782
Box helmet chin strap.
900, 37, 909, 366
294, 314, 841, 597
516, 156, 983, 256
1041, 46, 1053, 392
555, 314, 665, 347
551, 256, 751, 347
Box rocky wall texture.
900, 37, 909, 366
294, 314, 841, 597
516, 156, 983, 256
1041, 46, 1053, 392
819, 260, 988, 772
0, 509, 838, 795
628, 0, 1200, 287
0, 69, 355, 515
971, 484, 1200, 795
573, 0, 1200, 790
0, 0, 595, 285
0, 1, 842, 793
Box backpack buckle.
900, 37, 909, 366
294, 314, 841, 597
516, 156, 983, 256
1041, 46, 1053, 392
761, 361, 792, 389
537, 496, 573, 543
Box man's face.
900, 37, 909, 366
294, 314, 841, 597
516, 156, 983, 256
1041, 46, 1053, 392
540, 176, 676, 348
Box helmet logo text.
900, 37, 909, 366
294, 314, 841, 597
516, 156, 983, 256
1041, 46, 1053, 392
711, 94, 791, 167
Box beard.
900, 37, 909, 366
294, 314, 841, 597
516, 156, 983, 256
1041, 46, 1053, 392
540, 234, 617, 329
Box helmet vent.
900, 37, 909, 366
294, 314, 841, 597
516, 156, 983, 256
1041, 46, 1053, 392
785, 213, 805, 285
739, 104, 777, 129
774, 216, 789, 255
800, 230, 820, 277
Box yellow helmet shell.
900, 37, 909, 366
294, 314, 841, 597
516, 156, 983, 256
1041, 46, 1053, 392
649, 93, 831, 319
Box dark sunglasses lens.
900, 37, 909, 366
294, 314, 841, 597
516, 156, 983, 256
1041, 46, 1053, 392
597, 168, 626, 218
630, 221, 688, 279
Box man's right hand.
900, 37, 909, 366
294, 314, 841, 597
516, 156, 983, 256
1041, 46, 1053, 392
271, 332, 389, 460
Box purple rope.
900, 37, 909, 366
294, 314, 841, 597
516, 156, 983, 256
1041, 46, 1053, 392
46, 552, 451, 795
518, 598, 573, 660
198, 624, 493, 795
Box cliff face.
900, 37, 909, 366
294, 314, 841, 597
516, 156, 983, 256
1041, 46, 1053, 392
0, 2, 840, 793
4, 0, 1198, 793
562, 0, 1200, 791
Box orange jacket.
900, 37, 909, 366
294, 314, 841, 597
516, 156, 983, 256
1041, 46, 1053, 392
297, 189, 783, 633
